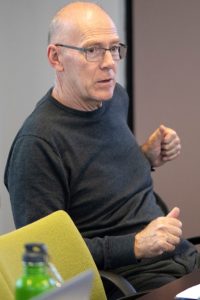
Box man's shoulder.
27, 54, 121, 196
111, 83, 129, 111
114, 82, 127, 94
16, 89, 58, 139
114, 83, 129, 101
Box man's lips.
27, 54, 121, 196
97, 78, 113, 83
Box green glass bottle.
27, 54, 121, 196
15, 243, 57, 300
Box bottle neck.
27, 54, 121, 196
23, 262, 48, 275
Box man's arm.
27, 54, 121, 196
4, 136, 138, 270
4, 136, 69, 228
85, 234, 138, 270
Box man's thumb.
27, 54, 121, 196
159, 124, 167, 138
167, 207, 180, 219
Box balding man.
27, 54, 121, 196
4, 2, 199, 299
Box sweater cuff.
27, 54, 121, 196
105, 234, 139, 269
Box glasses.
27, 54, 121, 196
55, 43, 127, 62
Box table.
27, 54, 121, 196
124, 269, 200, 300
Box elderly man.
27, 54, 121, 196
4, 2, 199, 299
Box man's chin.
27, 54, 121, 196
89, 83, 115, 102
96, 88, 115, 101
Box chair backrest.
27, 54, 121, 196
154, 192, 169, 215
0, 210, 107, 300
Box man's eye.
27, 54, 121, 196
111, 45, 119, 52
87, 47, 97, 54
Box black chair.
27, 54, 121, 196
100, 270, 137, 298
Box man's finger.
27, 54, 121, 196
167, 207, 180, 219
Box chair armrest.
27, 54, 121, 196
187, 236, 200, 245
99, 270, 137, 297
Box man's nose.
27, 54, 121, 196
100, 49, 115, 68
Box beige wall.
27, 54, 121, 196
134, 0, 200, 237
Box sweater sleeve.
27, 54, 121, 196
85, 234, 138, 270
4, 135, 70, 227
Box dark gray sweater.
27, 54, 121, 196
4, 83, 164, 270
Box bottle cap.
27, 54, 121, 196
23, 243, 49, 263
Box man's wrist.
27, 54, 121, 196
134, 232, 143, 260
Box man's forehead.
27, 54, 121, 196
61, 16, 119, 45
79, 25, 119, 42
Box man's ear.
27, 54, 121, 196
47, 45, 64, 71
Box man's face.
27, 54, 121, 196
58, 10, 120, 106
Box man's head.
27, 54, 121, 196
47, 2, 126, 110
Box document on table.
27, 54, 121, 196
175, 283, 200, 299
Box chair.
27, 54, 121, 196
0, 210, 106, 300
0, 210, 136, 300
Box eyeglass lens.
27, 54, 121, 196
86, 45, 126, 62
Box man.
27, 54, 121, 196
4, 2, 199, 299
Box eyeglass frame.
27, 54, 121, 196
54, 43, 127, 62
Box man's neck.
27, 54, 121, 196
52, 87, 102, 112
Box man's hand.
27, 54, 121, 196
134, 207, 182, 259
141, 124, 181, 167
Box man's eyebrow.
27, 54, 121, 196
83, 40, 121, 47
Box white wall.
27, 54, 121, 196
0, 0, 126, 234
134, 0, 200, 237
